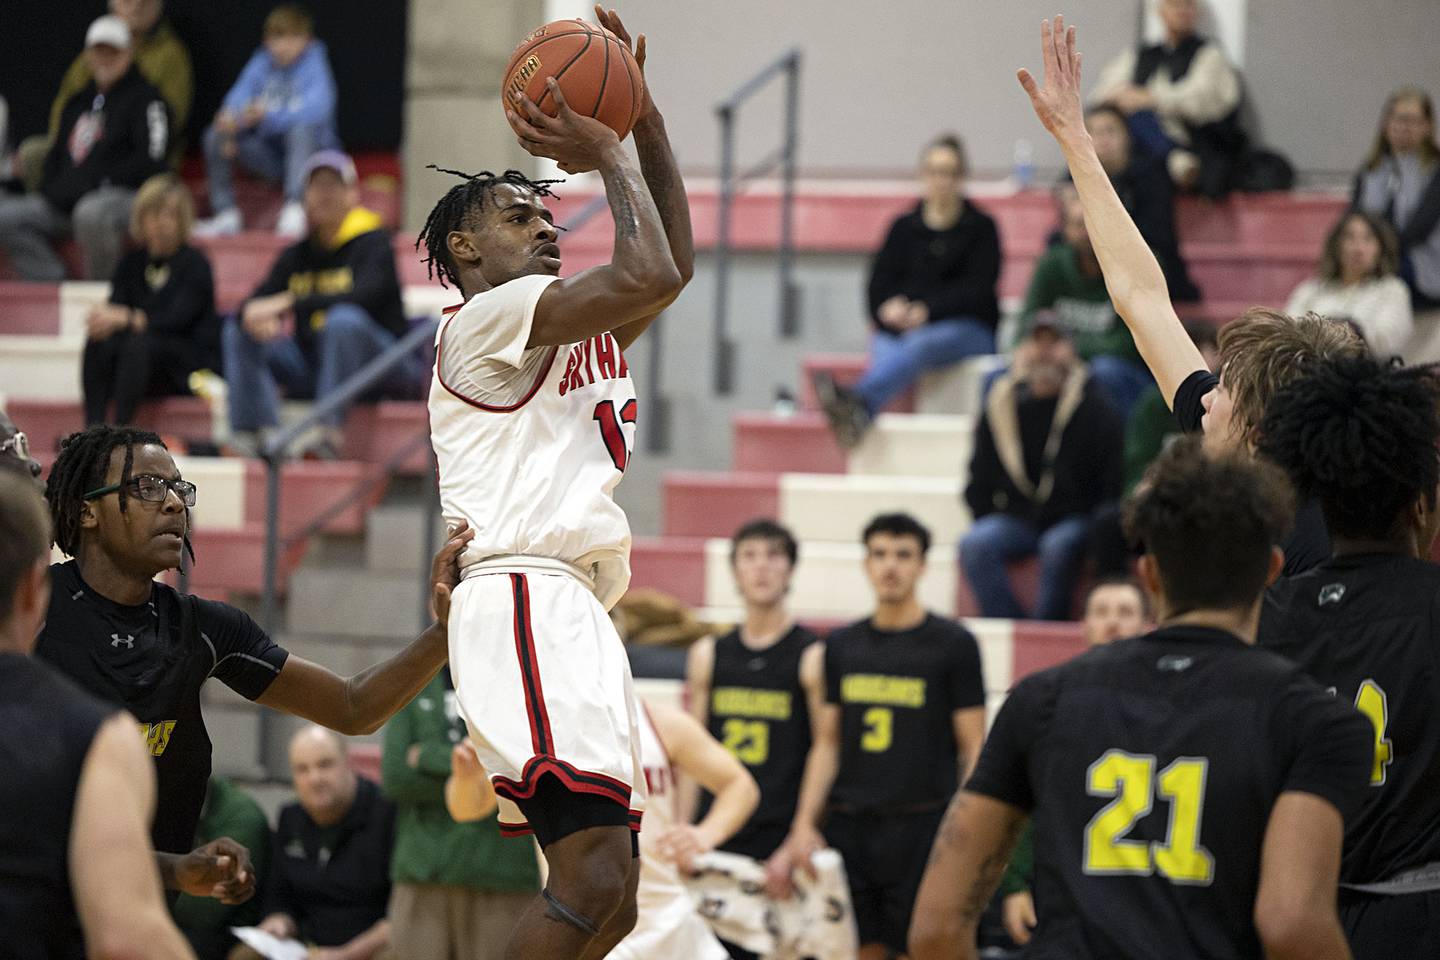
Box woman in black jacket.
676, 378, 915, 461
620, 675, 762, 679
83, 172, 218, 425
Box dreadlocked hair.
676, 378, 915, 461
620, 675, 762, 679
45, 425, 195, 563
415, 166, 563, 289
1258, 354, 1440, 540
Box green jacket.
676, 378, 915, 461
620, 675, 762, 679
51, 20, 193, 154
381, 673, 540, 892
1124, 384, 1178, 494
171, 777, 271, 960
1019, 245, 1142, 366
998, 821, 1035, 898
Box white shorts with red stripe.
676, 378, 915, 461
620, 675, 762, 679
447, 569, 645, 836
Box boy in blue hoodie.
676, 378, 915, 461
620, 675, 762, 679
197, 4, 338, 237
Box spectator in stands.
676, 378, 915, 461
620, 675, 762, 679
241, 726, 394, 960
0, 411, 43, 484
815, 133, 1001, 448
222, 150, 407, 458
1285, 211, 1413, 359
1353, 86, 1440, 359
381, 667, 539, 959
82, 173, 217, 426
172, 777, 273, 960
1022, 188, 1151, 416
15, 0, 191, 190
960, 319, 1124, 620
1124, 322, 1218, 496
1085, 104, 1199, 301
0, 16, 170, 281
1088, 0, 1245, 197
997, 577, 1151, 950
196, 4, 339, 238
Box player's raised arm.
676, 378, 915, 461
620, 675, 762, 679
508, 78, 684, 349
1017, 16, 1206, 406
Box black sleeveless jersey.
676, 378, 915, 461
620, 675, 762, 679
35, 562, 289, 856
699, 625, 817, 855
1262, 553, 1440, 886
968, 626, 1372, 960
0, 653, 115, 960
825, 614, 984, 811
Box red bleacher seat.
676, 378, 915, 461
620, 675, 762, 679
732, 412, 847, 474
630, 536, 709, 608
662, 471, 779, 539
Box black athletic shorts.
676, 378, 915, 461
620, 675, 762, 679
825, 808, 945, 954
1339, 888, 1440, 960
516, 773, 640, 856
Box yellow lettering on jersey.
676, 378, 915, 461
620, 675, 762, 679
1354, 679, 1393, 786
286, 267, 354, 301
712, 687, 792, 721
840, 674, 926, 708
721, 718, 770, 765
1083, 750, 1214, 886
138, 720, 177, 757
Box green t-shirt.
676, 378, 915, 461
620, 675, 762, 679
1124, 384, 1179, 493
1019, 245, 1142, 366
170, 777, 272, 957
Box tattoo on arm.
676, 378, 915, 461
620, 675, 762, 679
930, 793, 1028, 923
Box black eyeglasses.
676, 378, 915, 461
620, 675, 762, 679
0, 431, 29, 461
84, 474, 197, 507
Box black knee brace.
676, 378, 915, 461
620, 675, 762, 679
542, 887, 601, 937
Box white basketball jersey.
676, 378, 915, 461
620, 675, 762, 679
428, 274, 636, 608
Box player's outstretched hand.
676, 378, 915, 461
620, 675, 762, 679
430, 520, 473, 628
175, 836, 256, 904
507, 78, 619, 174
1017, 15, 1086, 148
593, 5, 654, 121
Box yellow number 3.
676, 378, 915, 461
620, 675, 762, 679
1084, 750, 1215, 885
1354, 679, 1393, 786
860, 707, 893, 753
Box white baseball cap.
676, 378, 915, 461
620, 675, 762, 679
85, 15, 132, 51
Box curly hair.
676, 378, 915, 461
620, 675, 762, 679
1258, 354, 1440, 541
415, 166, 562, 291
1124, 436, 1294, 614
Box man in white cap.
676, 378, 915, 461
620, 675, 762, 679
0, 14, 170, 280
223, 149, 409, 458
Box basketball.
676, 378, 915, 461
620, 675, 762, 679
502, 19, 646, 140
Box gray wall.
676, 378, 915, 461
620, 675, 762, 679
616, 0, 1438, 180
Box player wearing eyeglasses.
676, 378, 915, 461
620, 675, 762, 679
32, 425, 472, 907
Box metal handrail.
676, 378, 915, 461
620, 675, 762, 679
712, 48, 802, 395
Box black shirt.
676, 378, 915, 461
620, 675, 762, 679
968, 625, 1372, 960
866, 201, 1002, 329
108, 244, 219, 366
700, 625, 817, 855
1262, 553, 1440, 885
1171, 369, 1330, 575
824, 614, 985, 811
267, 777, 395, 946
0, 654, 116, 960
35, 561, 289, 855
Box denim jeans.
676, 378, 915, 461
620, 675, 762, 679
203, 121, 333, 211
959, 512, 1092, 620
1087, 355, 1152, 418
223, 303, 398, 431
855, 317, 996, 415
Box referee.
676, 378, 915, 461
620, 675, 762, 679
0, 471, 195, 958
34, 425, 471, 901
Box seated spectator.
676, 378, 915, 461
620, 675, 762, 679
0, 16, 170, 280
1285, 211, 1413, 359
1022, 189, 1152, 416
223, 150, 407, 457
196, 4, 339, 238
998, 578, 1151, 950
381, 667, 539, 960
237, 726, 394, 960
1085, 104, 1200, 301
959, 320, 1123, 620
816, 133, 1000, 447
1088, 0, 1245, 197
1123, 322, 1218, 496
83, 173, 217, 426
171, 777, 273, 960
15, 0, 192, 190
1353, 86, 1440, 362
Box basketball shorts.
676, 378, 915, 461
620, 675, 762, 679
825, 808, 944, 953
1339, 888, 1440, 960
448, 570, 645, 841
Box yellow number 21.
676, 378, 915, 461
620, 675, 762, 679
1084, 750, 1215, 885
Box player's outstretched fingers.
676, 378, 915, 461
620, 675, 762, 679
546, 78, 579, 121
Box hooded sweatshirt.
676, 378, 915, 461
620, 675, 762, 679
248, 206, 405, 358
221, 37, 337, 141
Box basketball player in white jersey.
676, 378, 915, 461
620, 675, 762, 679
416, 7, 693, 957
448, 702, 760, 960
